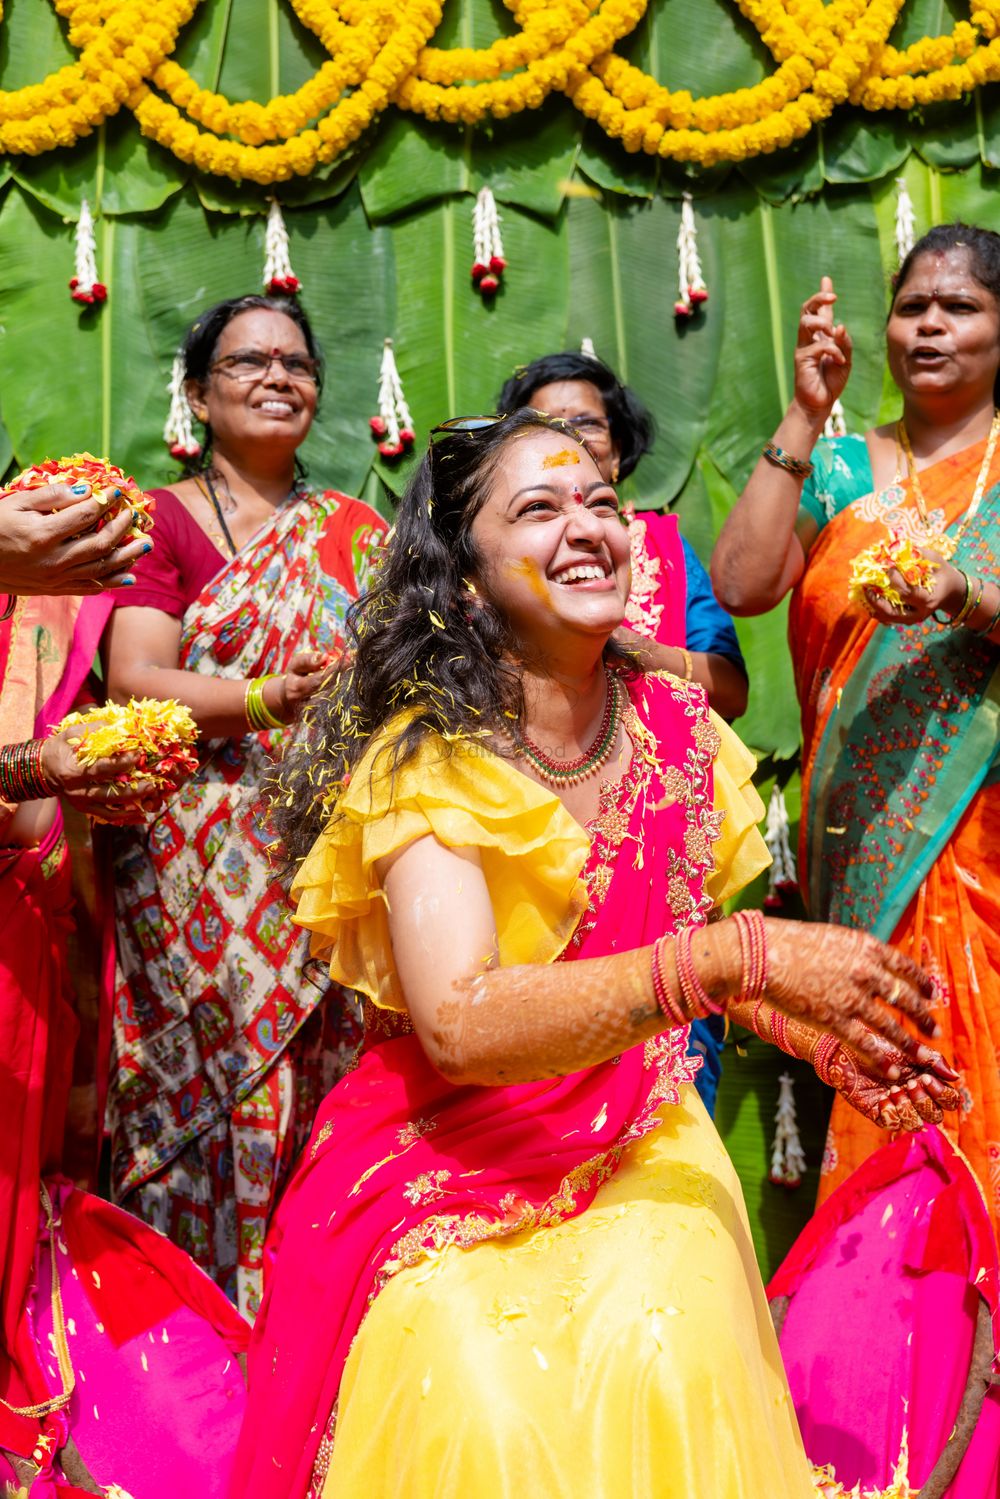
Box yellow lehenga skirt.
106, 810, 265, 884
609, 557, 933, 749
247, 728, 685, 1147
323, 1086, 814, 1498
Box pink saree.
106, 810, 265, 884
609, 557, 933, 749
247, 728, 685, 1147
770, 1128, 1000, 1495
232, 673, 724, 1498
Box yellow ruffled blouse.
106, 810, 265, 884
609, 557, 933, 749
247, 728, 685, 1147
292, 698, 770, 1010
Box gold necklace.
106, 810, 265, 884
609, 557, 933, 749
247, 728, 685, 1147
895, 409, 1000, 559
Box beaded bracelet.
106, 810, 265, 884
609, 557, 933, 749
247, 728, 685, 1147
0, 739, 55, 802
651, 937, 689, 1028
0, 594, 16, 622
762, 441, 814, 480
674, 925, 726, 1018
245, 674, 285, 733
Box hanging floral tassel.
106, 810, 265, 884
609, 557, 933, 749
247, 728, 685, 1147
369, 338, 415, 460
163, 351, 202, 461
471, 187, 506, 299
770, 1073, 807, 1189
580, 336, 597, 359
69, 198, 106, 306
895, 177, 916, 265
763, 782, 798, 908
263, 198, 301, 295
824, 398, 847, 440
674, 193, 708, 319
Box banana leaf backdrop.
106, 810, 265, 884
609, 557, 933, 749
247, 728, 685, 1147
3, 0, 996, 1272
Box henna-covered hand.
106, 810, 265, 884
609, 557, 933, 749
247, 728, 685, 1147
761, 918, 958, 1085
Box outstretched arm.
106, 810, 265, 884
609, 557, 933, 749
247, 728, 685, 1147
381, 835, 954, 1091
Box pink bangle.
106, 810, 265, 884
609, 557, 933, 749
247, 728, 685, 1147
651, 937, 688, 1027
733, 908, 768, 1002
674, 925, 725, 1018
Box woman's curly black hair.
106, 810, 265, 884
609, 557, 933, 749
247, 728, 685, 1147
178, 293, 324, 478
270, 407, 634, 869
496, 350, 655, 481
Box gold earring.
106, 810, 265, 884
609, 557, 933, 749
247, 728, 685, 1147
611, 463, 620, 483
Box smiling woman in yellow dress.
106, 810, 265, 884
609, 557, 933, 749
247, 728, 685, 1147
231, 409, 957, 1498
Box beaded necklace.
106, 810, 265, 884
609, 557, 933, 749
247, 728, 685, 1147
895, 408, 1000, 558
517, 670, 623, 787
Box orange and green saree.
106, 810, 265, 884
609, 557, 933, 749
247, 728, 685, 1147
790, 432, 1000, 1239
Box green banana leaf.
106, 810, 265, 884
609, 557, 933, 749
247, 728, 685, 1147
564, 193, 722, 509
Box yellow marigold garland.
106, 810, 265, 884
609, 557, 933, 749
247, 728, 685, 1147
3, 0, 1000, 176
131, 0, 443, 183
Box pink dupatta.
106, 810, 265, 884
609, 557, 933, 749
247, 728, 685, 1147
231, 673, 723, 1498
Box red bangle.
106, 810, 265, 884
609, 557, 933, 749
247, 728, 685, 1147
812, 1032, 840, 1087
674, 925, 725, 1018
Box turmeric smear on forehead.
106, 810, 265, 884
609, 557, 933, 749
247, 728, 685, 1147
507, 556, 550, 602
540, 448, 580, 469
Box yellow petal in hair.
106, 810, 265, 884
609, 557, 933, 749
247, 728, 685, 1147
847, 528, 938, 611
541, 448, 581, 469
51, 697, 198, 789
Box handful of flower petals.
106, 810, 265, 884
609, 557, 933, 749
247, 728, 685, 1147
2, 451, 155, 544
51, 698, 198, 792
847, 529, 938, 613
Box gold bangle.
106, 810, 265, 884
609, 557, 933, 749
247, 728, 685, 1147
952, 573, 982, 629
762, 441, 814, 479
677, 647, 693, 681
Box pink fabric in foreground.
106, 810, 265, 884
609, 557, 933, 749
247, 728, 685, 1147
0, 1180, 248, 1497
232, 674, 716, 1498
625, 508, 688, 647
769, 1127, 1000, 1496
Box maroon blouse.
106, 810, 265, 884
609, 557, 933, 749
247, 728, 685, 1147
113, 488, 225, 620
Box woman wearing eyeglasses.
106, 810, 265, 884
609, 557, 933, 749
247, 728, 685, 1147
101, 295, 386, 1319
232, 410, 958, 1498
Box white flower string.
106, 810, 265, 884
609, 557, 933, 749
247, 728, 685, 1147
471, 186, 506, 298
69, 198, 106, 306
369, 338, 415, 459
163, 351, 201, 460
263, 198, 301, 294
580, 336, 597, 359
763, 782, 798, 907
674, 192, 708, 319
770, 1072, 807, 1188
895, 177, 916, 265
824, 397, 847, 440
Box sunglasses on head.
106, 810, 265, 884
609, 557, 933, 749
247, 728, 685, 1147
428, 416, 504, 442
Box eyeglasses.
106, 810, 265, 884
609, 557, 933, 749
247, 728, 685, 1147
429, 416, 503, 441
209, 349, 321, 384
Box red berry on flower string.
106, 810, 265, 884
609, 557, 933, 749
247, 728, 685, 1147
674, 300, 692, 318
369, 416, 388, 437
378, 439, 405, 458
69, 277, 79, 290
489, 255, 506, 274
399, 428, 415, 447
688, 286, 709, 305
471, 261, 489, 282
479, 274, 500, 295
92, 283, 108, 302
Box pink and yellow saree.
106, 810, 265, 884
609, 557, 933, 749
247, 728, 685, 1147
232, 672, 815, 1499
109, 490, 386, 1319
790, 435, 1000, 1241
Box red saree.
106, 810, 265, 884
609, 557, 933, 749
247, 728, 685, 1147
789, 436, 1000, 1240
